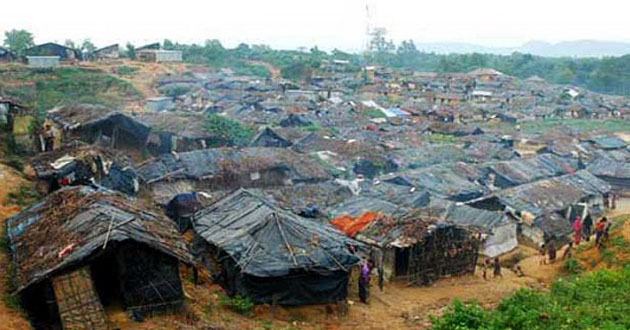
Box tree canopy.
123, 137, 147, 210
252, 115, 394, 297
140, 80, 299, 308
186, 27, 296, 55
3, 29, 34, 56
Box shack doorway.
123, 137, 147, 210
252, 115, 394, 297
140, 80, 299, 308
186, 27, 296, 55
394, 247, 410, 277
90, 249, 123, 308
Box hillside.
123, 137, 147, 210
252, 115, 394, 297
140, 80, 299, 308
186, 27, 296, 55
0, 64, 142, 115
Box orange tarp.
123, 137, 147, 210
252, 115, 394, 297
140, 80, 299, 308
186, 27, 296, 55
330, 212, 380, 237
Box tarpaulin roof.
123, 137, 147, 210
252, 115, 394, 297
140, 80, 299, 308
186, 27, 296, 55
486, 153, 577, 188
486, 170, 611, 216
6, 186, 193, 293
330, 212, 381, 238
587, 158, 630, 179
193, 189, 360, 277
138, 147, 330, 184
47, 104, 151, 142
417, 198, 511, 234
328, 196, 404, 219
586, 136, 628, 150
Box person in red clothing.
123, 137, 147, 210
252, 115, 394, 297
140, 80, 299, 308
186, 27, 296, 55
573, 217, 583, 246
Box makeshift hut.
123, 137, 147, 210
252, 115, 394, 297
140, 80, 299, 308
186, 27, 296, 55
138, 147, 330, 200
468, 171, 611, 245
587, 158, 630, 192
93, 44, 119, 60
6, 186, 193, 329
26, 141, 138, 195
192, 189, 361, 305
0, 97, 37, 153
24, 42, 81, 61
331, 211, 480, 285
250, 127, 293, 148
138, 112, 215, 154
46, 104, 151, 152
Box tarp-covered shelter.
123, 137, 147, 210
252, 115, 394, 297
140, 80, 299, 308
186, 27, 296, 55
139, 112, 214, 154
6, 186, 193, 328
46, 104, 151, 151
587, 158, 630, 192
27, 141, 139, 195
469, 171, 611, 245
138, 147, 331, 195
0, 97, 37, 153
484, 153, 576, 189
250, 127, 293, 148
414, 198, 517, 257
192, 189, 361, 305
331, 211, 480, 285
24, 42, 81, 60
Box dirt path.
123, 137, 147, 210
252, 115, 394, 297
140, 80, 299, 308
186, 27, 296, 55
0, 164, 31, 330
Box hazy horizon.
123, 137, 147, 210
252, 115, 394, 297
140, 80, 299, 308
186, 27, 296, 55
3, 0, 630, 53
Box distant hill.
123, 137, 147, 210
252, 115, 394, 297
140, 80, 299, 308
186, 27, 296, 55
414, 40, 630, 58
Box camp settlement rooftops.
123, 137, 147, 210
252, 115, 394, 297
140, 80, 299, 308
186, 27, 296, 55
138, 147, 331, 186
6, 185, 193, 293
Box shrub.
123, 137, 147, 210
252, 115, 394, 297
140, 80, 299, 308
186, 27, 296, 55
431, 300, 491, 330
205, 114, 253, 147
219, 294, 254, 316
7, 184, 42, 207
115, 65, 139, 76
563, 258, 584, 275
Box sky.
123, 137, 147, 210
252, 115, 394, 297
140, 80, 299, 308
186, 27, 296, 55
2, 0, 630, 52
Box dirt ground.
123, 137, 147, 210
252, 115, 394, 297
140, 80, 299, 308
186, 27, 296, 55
0, 164, 32, 330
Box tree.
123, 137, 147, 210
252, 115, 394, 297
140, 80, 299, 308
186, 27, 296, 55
3, 29, 34, 56
369, 28, 395, 53
163, 39, 174, 50
125, 43, 136, 59
81, 39, 96, 53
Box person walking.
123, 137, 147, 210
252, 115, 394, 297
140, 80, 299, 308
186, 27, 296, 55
595, 217, 607, 248
582, 215, 593, 242
573, 217, 583, 246
548, 240, 557, 264
358, 259, 373, 304
493, 258, 502, 278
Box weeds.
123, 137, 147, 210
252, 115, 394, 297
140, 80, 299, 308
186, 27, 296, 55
563, 258, 584, 275
6, 184, 42, 207
219, 294, 254, 317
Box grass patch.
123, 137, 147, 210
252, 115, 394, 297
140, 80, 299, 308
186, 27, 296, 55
115, 65, 139, 76
219, 294, 254, 317
301, 124, 323, 132
426, 133, 459, 144
363, 109, 386, 119
432, 267, 630, 329
563, 258, 584, 275
0, 66, 141, 115
6, 184, 42, 208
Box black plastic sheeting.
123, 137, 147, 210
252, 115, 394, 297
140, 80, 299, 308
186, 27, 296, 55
221, 257, 349, 305
194, 189, 361, 278
101, 163, 138, 196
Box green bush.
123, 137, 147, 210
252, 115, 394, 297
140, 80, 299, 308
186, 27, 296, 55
115, 65, 139, 76
431, 300, 491, 330
219, 294, 254, 316
432, 267, 630, 329
563, 258, 584, 275
205, 114, 253, 147
7, 184, 42, 207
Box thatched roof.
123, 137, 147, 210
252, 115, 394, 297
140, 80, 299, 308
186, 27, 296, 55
6, 186, 193, 292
